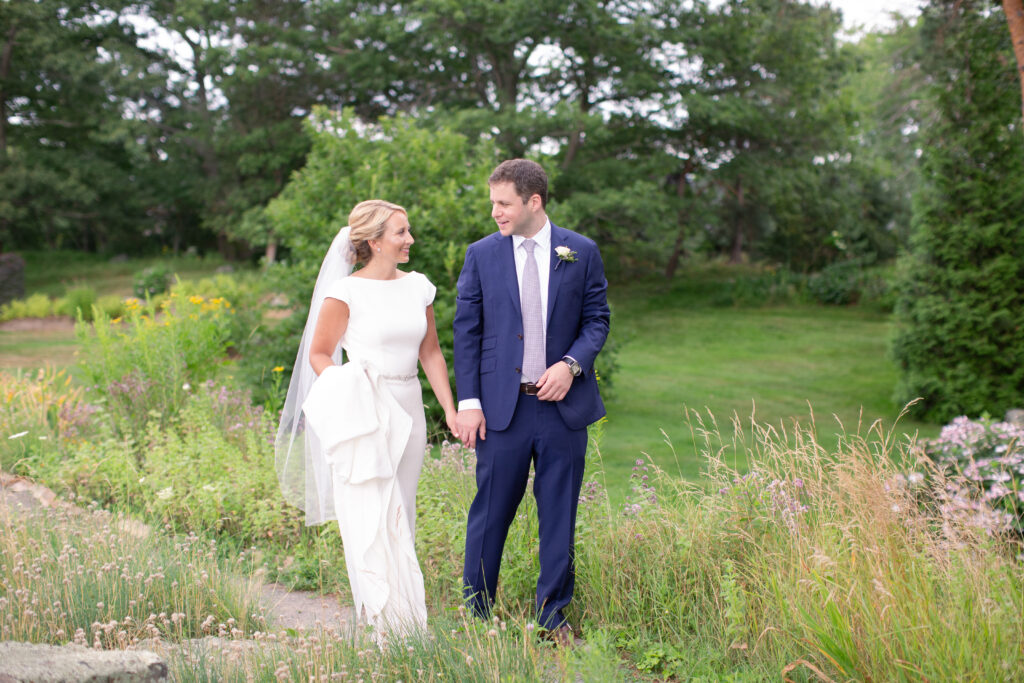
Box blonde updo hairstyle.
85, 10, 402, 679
348, 199, 407, 264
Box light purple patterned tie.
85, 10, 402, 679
521, 239, 545, 383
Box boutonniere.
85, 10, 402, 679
554, 245, 577, 269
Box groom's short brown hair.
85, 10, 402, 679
489, 159, 548, 208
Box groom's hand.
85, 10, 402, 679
456, 409, 486, 449
535, 362, 573, 402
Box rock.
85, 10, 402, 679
0, 642, 167, 682
1006, 409, 1024, 427
0, 253, 26, 306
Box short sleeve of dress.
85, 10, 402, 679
420, 273, 436, 307
323, 278, 351, 305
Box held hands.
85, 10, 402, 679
455, 409, 486, 449
535, 361, 574, 402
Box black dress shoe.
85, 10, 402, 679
540, 622, 581, 647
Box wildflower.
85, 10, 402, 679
273, 366, 285, 373
182, 383, 191, 391
7, 431, 28, 440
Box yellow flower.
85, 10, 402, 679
189, 295, 204, 305
272, 366, 285, 373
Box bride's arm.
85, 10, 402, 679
419, 304, 457, 433
309, 298, 349, 376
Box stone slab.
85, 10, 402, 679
0, 642, 167, 683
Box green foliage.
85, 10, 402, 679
0, 293, 54, 321
0, 501, 266, 645
74, 294, 234, 437
5, 346, 1024, 679
57, 285, 98, 322
0, 0, 158, 252
892, 1, 1024, 422
265, 108, 497, 431
133, 265, 172, 298
806, 258, 892, 307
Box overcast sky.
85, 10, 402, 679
827, 0, 923, 33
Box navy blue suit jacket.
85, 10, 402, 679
453, 223, 610, 432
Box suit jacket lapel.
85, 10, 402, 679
496, 234, 522, 319
547, 224, 568, 322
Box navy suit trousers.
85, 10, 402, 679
462, 392, 588, 629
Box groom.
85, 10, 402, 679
453, 159, 610, 636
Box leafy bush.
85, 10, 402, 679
57, 285, 98, 322
75, 294, 235, 437
805, 259, 895, 309
807, 259, 865, 305
0, 367, 100, 473
0, 292, 54, 321
94, 294, 125, 319
710, 267, 807, 307
133, 265, 171, 298
924, 415, 1024, 534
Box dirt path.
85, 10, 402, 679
0, 472, 351, 634
0, 317, 75, 333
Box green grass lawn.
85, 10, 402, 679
0, 323, 78, 371
20, 249, 238, 298
597, 276, 940, 497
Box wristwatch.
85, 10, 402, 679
561, 356, 582, 377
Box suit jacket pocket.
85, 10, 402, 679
480, 356, 496, 374
482, 336, 497, 350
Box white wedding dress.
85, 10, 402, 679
308, 270, 435, 635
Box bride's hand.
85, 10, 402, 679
445, 409, 458, 439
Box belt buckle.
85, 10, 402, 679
521, 382, 539, 395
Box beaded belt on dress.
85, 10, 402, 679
381, 372, 417, 382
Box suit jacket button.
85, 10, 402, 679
517, 334, 523, 340
514, 367, 521, 373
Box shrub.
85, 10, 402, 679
891, 3, 1024, 422
807, 259, 865, 305
710, 267, 806, 307
133, 265, 171, 298
58, 285, 98, 322
0, 293, 54, 321
75, 294, 234, 437
0, 367, 99, 474
924, 415, 1024, 534
94, 294, 125, 319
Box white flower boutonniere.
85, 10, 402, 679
554, 245, 578, 269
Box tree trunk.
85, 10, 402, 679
729, 177, 745, 264
0, 24, 18, 157
665, 161, 696, 280
1004, 0, 1024, 124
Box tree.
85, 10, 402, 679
676, 0, 855, 269
0, 0, 156, 251
264, 108, 498, 432
1004, 0, 1024, 122
892, 0, 1024, 421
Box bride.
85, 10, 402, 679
275, 199, 457, 636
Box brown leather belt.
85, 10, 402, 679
520, 382, 539, 395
